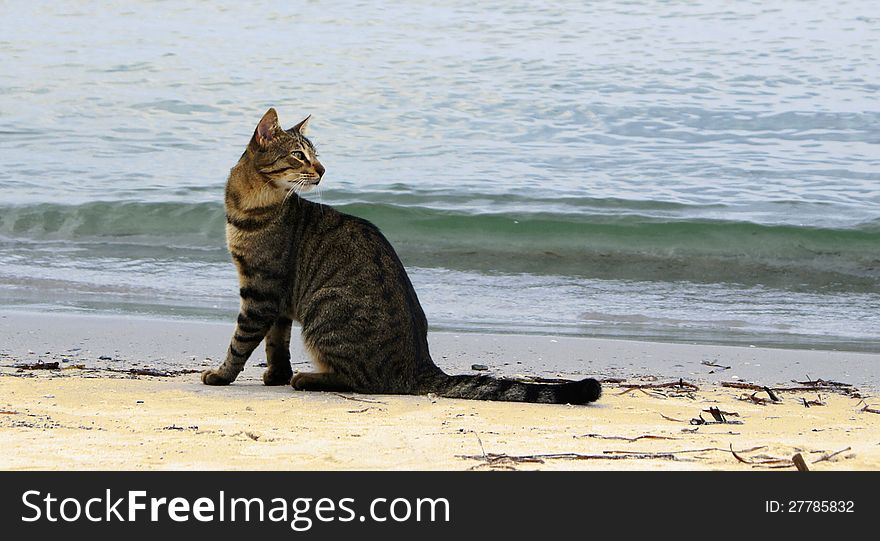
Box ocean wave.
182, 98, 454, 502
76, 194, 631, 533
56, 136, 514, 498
1, 200, 878, 289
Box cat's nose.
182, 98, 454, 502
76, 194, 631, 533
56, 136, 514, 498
314, 162, 325, 180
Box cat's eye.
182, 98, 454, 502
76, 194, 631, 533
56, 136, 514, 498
291, 151, 307, 161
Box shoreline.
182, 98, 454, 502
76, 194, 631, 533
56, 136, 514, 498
1, 310, 878, 391
2, 310, 878, 470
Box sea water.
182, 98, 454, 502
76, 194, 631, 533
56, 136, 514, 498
1, 1, 878, 350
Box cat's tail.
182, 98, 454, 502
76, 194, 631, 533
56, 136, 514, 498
417, 369, 601, 405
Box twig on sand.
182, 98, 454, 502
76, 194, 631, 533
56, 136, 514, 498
736, 391, 780, 406
702, 407, 740, 417
346, 407, 373, 414
795, 376, 852, 389
163, 424, 198, 431
793, 377, 861, 398
618, 379, 699, 399
728, 444, 792, 468
701, 360, 731, 372
463, 453, 545, 470
857, 402, 880, 415
660, 413, 686, 422
619, 387, 668, 399
459, 451, 680, 466
812, 447, 852, 464
460, 445, 768, 468
792, 453, 810, 472
470, 431, 488, 460
125, 368, 173, 377
691, 409, 743, 425
722, 382, 779, 401
619, 379, 699, 391
722, 382, 766, 391
729, 445, 750, 464
723, 379, 860, 398
14, 362, 60, 370
331, 393, 386, 404
578, 433, 678, 442
106, 367, 201, 377
6, 362, 204, 378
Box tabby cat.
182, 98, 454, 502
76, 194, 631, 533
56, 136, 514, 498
201, 108, 602, 404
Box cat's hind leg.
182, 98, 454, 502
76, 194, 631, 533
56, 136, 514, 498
262, 316, 294, 386
290, 371, 353, 392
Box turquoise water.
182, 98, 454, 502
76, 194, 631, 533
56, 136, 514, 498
1, 1, 878, 350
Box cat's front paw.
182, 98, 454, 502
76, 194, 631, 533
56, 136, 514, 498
262, 368, 293, 386
201, 369, 233, 386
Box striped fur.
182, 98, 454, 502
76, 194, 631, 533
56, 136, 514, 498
201, 109, 601, 405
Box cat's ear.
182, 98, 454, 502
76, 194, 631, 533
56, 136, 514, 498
253, 108, 281, 148
289, 115, 311, 135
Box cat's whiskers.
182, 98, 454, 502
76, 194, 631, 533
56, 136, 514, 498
282, 184, 298, 206
314, 183, 325, 217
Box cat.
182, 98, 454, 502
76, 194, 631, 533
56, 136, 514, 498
201, 108, 601, 404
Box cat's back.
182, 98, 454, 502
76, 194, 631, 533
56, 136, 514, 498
285, 197, 409, 283
285, 197, 426, 328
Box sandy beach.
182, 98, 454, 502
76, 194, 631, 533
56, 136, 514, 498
1, 311, 878, 471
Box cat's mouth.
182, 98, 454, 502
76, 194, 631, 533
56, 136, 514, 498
285, 179, 320, 192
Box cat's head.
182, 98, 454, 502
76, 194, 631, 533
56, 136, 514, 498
245, 108, 325, 193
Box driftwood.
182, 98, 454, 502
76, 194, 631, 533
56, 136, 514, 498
737, 392, 772, 406
702, 408, 740, 417
859, 403, 880, 415
460, 451, 679, 466
701, 360, 731, 372
346, 407, 373, 414
162, 425, 198, 431
127, 368, 173, 377
331, 393, 386, 404
792, 453, 810, 472
14, 362, 60, 370
105, 367, 201, 377
5, 363, 200, 377
691, 408, 743, 425
812, 447, 851, 464
722, 382, 766, 391
795, 377, 852, 389
460, 446, 768, 469
764, 387, 781, 402
619, 379, 699, 391
728, 444, 792, 468
578, 433, 678, 442
722, 382, 779, 401
723, 379, 860, 397
730, 444, 852, 469
618, 379, 699, 399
